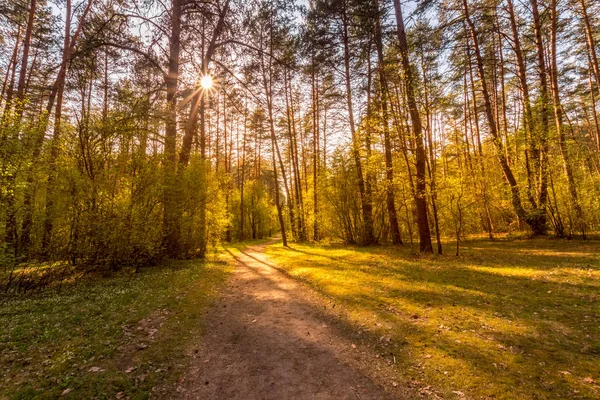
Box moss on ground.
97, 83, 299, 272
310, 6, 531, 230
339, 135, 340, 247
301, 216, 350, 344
266, 238, 600, 399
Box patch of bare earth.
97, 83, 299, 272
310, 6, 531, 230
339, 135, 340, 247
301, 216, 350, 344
174, 240, 418, 400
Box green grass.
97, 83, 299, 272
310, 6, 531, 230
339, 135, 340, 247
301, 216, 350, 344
266, 238, 600, 399
0, 252, 234, 400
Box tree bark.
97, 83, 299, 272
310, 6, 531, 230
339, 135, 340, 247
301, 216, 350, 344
42, 0, 74, 252
341, 12, 376, 245
392, 0, 430, 250
180, 0, 229, 168
580, 0, 600, 91
29, 0, 93, 255
311, 56, 319, 242
506, 0, 538, 209
16, 0, 38, 105
162, 0, 182, 257
2, 26, 22, 261
285, 68, 306, 241
463, 0, 542, 233
529, 0, 549, 233
262, 10, 287, 245
549, 0, 584, 237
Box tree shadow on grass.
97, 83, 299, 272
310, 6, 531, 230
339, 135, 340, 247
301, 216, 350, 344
266, 240, 600, 399
289, 238, 600, 269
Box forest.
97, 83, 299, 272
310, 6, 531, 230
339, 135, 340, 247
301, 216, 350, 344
2, 0, 600, 267
0, 0, 599, 398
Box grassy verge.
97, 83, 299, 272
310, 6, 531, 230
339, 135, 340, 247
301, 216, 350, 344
266, 238, 600, 399
0, 252, 234, 400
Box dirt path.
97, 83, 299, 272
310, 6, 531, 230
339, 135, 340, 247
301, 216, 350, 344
175, 239, 411, 399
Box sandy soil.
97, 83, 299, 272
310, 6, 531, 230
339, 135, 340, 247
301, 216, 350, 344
175, 239, 414, 399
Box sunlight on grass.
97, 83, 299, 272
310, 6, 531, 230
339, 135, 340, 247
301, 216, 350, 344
266, 239, 600, 399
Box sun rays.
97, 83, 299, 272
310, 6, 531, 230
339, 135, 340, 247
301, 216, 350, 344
200, 74, 213, 90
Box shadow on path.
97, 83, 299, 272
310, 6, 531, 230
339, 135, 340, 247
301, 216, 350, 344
175, 238, 410, 400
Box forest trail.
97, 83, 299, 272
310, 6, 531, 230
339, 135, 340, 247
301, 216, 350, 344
175, 238, 407, 399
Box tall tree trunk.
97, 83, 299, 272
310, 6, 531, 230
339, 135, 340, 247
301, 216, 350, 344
262, 11, 287, 245
496, 14, 510, 165
588, 55, 600, 152
420, 50, 442, 254
463, 0, 540, 233
16, 0, 38, 106
2, 26, 22, 261
580, 0, 600, 91
373, 0, 403, 246
21, 0, 93, 253
265, 90, 287, 245
506, 0, 538, 209
285, 68, 305, 241
1, 27, 21, 119
42, 0, 74, 253
240, 102, 248, 240
34, 0, 93, 255
530, 0, 549, 233
0, 33, 19, 111
311, 56, 319, 242
549, 0, 584, 237
392, 0, 430, 250
464, 34, 494, 238
341, 12, 376, 245
270, 123, 288, 245
162, 0, 182, 257
365, 44, 377, 242
273, 120, 295, 241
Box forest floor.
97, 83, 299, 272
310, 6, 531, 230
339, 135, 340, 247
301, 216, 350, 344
0, 253, 234, 400
2, 237, 599, 400
265, 237, 600, 399
175, 238, 411, 399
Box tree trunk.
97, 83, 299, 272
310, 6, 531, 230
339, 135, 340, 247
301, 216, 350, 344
262, 12, 287, 245
506, 0, 538, 209
420, 50, 442, 254
580, 0, 600, 91
16, 0, 38, 105
2, 26, 22, 261
285, 68, 305, 241
392, 0, 430, 250
463, 0, 542, 233
341, 12, 376, 245
549, 0, 584, 237
588, 55, 600, 152
240, 103, 248, 240
0, 34, 18, 111
162, 0, 182, 258
530, 0, 550, 233
1, 27, 21, 119
311, 56, 319, 242
32, 0, 93, 255
464, 36, 494, 238
42, 0, 74, 253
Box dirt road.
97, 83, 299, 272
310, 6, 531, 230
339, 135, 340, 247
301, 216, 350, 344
177, 239, 410, 399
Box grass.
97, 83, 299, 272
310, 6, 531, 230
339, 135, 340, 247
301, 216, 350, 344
266, 238, 600, 399
0, 251, 234, 400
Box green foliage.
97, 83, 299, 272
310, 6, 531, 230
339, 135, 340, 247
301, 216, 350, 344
179, 156, 229, 255
322, 149, 362, 243
36, 111, 165, 269
230, 178, 279, 241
